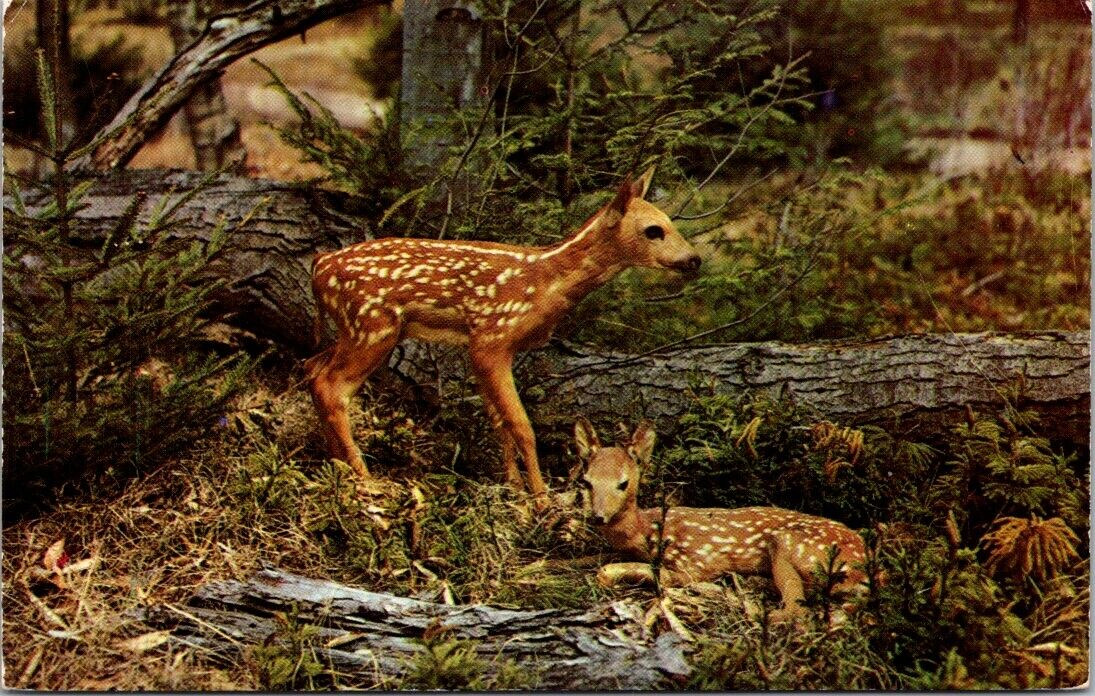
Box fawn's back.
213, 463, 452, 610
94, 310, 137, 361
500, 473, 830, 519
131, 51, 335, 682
642, 505, 867, 587
313, 237, 554, 347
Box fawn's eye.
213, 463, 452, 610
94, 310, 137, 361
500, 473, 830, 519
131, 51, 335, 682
617, 479, 629, 491
643, 225, 665, 240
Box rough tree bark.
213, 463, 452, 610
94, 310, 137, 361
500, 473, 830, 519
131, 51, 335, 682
72, 0, 385, 171
137, 566, 691, 689
7, 169, 367, 351
5, 171, 1089, 442
510, 332, 1090, 444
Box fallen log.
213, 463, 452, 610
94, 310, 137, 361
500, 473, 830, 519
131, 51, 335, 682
137, 566, 691, 689
6, 171, 1088, 443
6, 169, 366, 351
517, 331, 1091, 444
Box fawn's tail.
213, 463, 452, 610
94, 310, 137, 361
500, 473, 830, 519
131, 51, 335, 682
304, 254, 330, 382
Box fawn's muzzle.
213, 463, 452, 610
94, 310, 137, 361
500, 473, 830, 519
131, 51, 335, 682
676, 255, 702, 273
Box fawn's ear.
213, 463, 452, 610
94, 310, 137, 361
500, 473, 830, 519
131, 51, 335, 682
610, 172, 636, 214
627, 420, 657, 465
574, 417, 601, 460
634, 166, 655, 200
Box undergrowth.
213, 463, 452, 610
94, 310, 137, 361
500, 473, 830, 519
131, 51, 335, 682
3, 376, 1086, 689
652, 388, 1088, 689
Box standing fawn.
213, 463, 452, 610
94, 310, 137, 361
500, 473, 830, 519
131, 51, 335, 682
574, 418, 867, 621
306, 169, 700, 497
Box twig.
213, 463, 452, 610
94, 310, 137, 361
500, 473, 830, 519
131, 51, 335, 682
673, 48, 806, 218
674, 168, 777, 221
960, 269, 1005, 297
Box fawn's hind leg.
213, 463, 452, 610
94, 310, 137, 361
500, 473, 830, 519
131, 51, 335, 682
308, 323, 400, 477
765, 536, 807, 623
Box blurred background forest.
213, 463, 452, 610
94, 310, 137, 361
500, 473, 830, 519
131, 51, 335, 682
2, 0, 1091, 690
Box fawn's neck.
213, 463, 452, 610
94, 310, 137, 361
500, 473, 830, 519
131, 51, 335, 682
599, 500, 658, 560
532, 214, 626, 305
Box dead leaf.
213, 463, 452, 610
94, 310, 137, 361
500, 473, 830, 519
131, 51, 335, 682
118, 630, 171, 654
325, 632, 367, 649
42, 539, 66, 572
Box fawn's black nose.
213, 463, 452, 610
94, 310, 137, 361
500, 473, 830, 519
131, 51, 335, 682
681, 255, 702, 272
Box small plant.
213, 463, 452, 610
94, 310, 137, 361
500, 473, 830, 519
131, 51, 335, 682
402, 634, 533, 690
250, 607, 331, 690
981, 515, 1080, 584
403, 636, 487, 690
3, 51, 253, 516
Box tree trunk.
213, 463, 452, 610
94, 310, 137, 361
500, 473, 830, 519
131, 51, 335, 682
136, 566, 692, 689
72, 0, 384, 172
6, 171, 1089, 443
166, 1, 248, 172
400, 0, 488, 168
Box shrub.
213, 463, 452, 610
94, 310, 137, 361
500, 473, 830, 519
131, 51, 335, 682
3, 33, 146, 148
2, 54, 252, 516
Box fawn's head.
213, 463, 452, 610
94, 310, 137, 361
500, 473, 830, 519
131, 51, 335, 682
597, 168, 701, 274
574, 418, 657, 525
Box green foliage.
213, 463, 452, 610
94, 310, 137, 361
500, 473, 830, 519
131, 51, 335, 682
402, 635, 535, 690
222, 424, 603, 607
569, 166, 1089, 350
352, 8, 402, 100
259, 59, 420, 224
656, 388, 1088, 688
271, 0, 816, 243
250, 607, 332, 690
655, 386, 896, 527
2, 55, 252, 515
933, 408, 1087, 536
403, 637, 487, 690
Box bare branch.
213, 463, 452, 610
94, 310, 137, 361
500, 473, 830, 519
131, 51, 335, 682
71, 0, 381, 172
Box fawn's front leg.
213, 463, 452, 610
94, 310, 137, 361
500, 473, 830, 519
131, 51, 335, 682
596, 562, 695, 587
482, 400, 524, 490
469, 346, 547, 497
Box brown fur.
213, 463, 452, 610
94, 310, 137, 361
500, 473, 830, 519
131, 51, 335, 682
306, 169, 701, 495
575, 418, 867, 620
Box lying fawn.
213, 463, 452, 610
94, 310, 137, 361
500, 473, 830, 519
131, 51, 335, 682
306, 169, 700, 497
574, 418, 867, 621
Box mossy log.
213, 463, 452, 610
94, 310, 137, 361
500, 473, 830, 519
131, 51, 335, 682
137, 567, 691, 689
7, 171, 1088, 443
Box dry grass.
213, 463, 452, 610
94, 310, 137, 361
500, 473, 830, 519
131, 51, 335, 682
1, 362, 824, 689
0, 373, 609, 689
